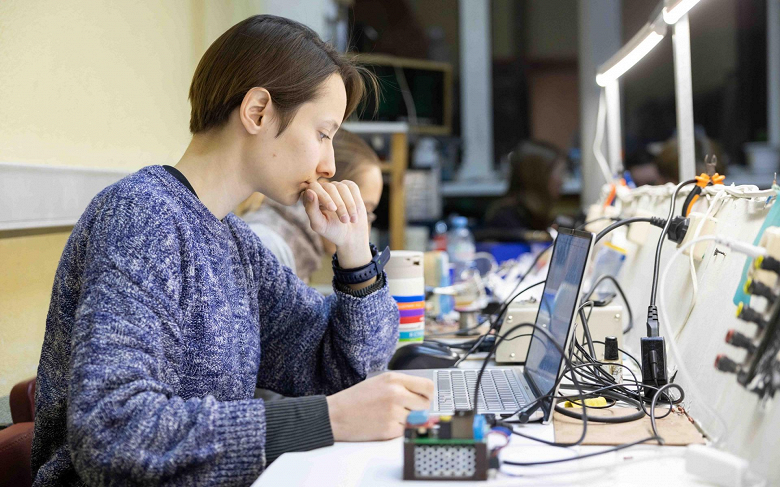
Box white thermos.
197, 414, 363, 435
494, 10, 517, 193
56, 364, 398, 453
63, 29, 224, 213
385, 251, 425, 347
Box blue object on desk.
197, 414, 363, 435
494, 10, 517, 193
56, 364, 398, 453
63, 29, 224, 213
472, 415, 487, 441
475, 242, 531, 264
406, 410, 429, 426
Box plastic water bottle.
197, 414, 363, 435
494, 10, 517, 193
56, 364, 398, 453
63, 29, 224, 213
430, 220, 448, 252
447, 216, 475, 284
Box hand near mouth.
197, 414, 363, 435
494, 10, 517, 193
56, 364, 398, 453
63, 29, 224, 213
301, 180, 372, 270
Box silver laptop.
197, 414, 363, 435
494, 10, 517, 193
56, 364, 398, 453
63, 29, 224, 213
401, 228, 594, 424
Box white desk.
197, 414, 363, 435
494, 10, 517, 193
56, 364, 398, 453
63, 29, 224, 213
253, 358, 713, 486
253, 425, 711, 487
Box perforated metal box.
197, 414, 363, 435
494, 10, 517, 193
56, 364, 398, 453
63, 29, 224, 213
403, 440, 488, 481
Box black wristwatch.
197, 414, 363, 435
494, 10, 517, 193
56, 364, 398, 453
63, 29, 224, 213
332, 244, 391, 284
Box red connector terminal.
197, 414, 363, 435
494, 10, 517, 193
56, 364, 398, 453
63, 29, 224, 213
715, 354, 738, 373
725, 329, 757, 353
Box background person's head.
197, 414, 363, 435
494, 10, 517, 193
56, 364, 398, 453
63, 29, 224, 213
484, 139, 566, 232
319, 130, 383, 254
187, 15, 377, 206
328, 130, 383, 225
506, 140, 566, 203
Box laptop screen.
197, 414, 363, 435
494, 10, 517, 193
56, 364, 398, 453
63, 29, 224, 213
524, 228, 593, 414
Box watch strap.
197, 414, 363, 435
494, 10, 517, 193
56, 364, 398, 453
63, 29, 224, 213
332, 244, 391, 284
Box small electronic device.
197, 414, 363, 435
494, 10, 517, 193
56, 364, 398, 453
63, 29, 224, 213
403, 410, 489, 481
399, 228, 595, 423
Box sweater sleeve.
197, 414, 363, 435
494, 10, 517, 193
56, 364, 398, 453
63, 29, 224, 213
66, 194, 268, 485
250, 230, 399, 397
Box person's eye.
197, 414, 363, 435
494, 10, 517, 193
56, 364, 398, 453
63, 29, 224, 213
318, 132, 331, 141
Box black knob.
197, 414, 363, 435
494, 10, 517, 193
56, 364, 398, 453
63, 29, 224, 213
725, 329, 757, 353
715, 354, 738, 373
604, 336, 619, 361
754, 255, 780, 274
736, 303, 768, 329
744, 278, 778, 303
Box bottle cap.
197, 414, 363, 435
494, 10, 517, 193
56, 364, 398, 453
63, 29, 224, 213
451, 216, 468, 228
604, 336, 619, 361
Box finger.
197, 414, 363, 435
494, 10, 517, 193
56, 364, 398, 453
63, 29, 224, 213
309, 180, 338, 213
322, 182, 349, 223
335, 182, 358, 223
343, 180, 367, 216
301, 189, 327, 234
398, 388, 432, 411
397, 375, 435, 402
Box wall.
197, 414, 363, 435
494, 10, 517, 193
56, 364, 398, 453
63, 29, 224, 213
0, 0, 265, 398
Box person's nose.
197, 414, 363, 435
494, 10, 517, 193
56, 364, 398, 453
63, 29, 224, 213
317, 146, 336, 179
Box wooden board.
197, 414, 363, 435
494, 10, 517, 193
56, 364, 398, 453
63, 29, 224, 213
553, 407, 706, 446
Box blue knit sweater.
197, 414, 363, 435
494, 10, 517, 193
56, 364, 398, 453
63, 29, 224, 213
31, 165, 399, 486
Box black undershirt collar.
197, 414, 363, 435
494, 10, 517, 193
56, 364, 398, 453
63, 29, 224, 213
163, 165, 199, 199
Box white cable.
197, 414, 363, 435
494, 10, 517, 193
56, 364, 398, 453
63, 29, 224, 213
592, 89, 614, 184
677, 191, 727, 338
611, 182, 776, 205
393, 66, 417, 128
658, 234, 767, 445
499, 450, 677, 481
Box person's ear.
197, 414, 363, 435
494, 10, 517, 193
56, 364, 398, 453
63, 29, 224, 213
239, 87, 272, 135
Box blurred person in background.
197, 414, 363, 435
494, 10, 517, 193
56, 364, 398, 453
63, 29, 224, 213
629, 128, 726, 186
484, 140, 566, 232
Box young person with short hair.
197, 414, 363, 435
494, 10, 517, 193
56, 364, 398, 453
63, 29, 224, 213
239, 129, 384, 282
32, 15, 433, 486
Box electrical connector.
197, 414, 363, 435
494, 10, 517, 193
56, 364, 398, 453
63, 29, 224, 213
646, 305, 660, 337
713, 236, 768, 258
735, 302, 768, 329
725, 329, 757, 354
665, 216, 690, 244
744, 278, 778, 303
715, 354, 739, 373
641, 336, 668, 386
755, 255, 780, 273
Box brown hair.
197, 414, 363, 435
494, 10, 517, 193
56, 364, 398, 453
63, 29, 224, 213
330, 130, 380, 182
189, 15, 377, 135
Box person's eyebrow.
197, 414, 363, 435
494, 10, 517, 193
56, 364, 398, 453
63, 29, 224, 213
325, 120, 340, 132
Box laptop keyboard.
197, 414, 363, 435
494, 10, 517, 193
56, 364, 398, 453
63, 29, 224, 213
436, 369, 528, 412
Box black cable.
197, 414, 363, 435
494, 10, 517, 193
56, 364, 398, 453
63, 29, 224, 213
472, 321, 590, 448
590, 340, 641, 371
582, 275, 634, 334
500, 435, 662, 467
490, 280, 547, 331
576, 216, 620, 230
448, 249, 552, 365
649, 383, 685, 444
453, 280, 549, 365
554, 390, 646, 424
453, 333, 490, 367
490, 246, 553, 330
595, 216, 665, 244
447, 251, 552, 365
424, 316, 489, 337
578, 301, 598, 360
559, 308, 683, 427
650, 179, 697, 306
